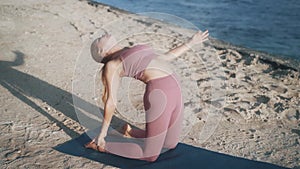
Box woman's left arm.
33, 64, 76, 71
163, 30, 209, 60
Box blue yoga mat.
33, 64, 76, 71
54, 131, 289, 169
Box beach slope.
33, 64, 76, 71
0, 0, 299, 168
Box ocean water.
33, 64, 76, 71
96, 0, 300, 60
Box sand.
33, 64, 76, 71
0, 0, 299, 168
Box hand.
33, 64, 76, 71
95, 136, 106, 151
85, 137, 106, 152
188, 30, 209, 47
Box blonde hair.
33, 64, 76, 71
101, 67, 108, 104
91, 35, 122, 105
90, 37, 108, 105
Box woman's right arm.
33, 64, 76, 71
163, 30, 209, 60
97, 62, 121, 146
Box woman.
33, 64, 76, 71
85, 30, 209, 162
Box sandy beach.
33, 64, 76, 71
0, 0, 299, 168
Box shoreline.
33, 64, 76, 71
0, 0, 299, 168
89, 0, 300, 71
209, 37, 300, 71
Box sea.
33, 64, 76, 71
95, 0, 300, 61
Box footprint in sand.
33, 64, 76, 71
5, 149, 22, 161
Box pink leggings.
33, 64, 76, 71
105, 73, 183, 162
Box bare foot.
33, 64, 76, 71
122, 123, 132, 138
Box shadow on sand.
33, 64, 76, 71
0, 51, 128, 138
54, 130, 289, 169
1, 51, 289, 169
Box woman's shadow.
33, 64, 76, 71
0, 50, 127, 138
0, 51, 289, 169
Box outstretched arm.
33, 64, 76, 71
163, 30, 209, 60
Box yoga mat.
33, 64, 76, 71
54, 131, 289, 169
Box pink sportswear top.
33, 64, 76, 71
120, 45, 157, 80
